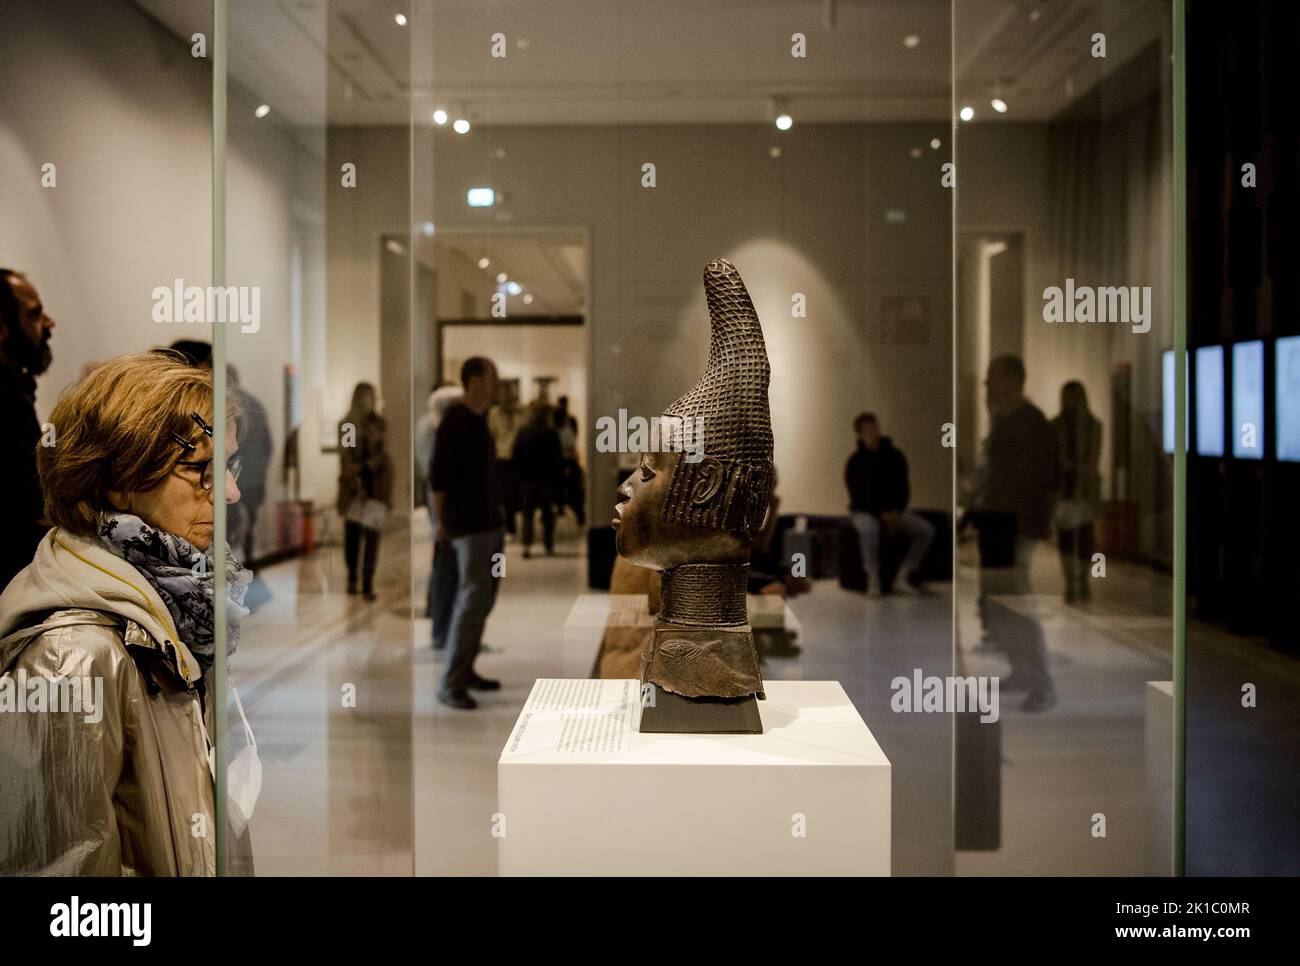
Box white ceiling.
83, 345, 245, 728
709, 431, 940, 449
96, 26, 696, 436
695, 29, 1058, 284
419, 231, 587, 317
133, 0, 1168, 127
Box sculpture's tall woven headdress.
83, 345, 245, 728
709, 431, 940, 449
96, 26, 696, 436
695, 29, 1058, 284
660, 259, 774, 538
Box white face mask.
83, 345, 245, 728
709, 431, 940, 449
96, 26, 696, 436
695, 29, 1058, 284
202, 682, 262, 840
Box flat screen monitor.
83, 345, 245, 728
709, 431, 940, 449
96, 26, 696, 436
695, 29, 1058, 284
1232, 340, 1265, 459
1162, 350, 1189, 454
1195, 345, 1225, 457
1278, 335, 1300, 462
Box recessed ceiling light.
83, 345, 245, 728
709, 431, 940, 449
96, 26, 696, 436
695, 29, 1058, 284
775, 113, 793, 131
453, 118, 471, 134
254, 104, 270, 118
1029, 8, 1042, 21
478, 257, 490, 269
394, 13, 407, 27
421, 222, 435, 237
496, 272, 507, 284
768, 146, 782, 158
991, 98, 1008, 114
930, 137, 941, 149
959, 106, 974, 122
432, 109, 448, 125
903, 35, 921, 48
467, 187, 495, 207
522, 293, 534, 306
506, 281, 522, 296
909, 147, 923, 159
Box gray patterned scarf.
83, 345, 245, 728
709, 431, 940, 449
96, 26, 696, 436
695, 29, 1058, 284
98, 512, 252, 672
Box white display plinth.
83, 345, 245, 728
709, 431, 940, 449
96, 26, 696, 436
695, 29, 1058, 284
498, 678, 890, 876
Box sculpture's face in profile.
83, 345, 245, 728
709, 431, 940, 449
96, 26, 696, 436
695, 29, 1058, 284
613, 415, 747, 571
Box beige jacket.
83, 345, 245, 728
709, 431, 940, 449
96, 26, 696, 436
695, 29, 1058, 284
0, 528, 217, 876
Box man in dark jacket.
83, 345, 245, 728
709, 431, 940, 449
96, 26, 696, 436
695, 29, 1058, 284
845, 412, 934, 596
431, 357, 503, 709
0, 269, 54, 593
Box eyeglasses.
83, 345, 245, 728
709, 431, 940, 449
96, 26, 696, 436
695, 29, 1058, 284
176, 453, 242, 491
172, 412, 241, 491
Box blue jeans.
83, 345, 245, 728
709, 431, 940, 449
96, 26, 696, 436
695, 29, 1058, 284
441, 528, 504, 692
851, 511, 936, 587
428, 538, 458, 645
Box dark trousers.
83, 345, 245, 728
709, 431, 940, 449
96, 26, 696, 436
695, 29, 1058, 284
427, 537, 458, 644
497, 458, 517, 535
518, 481, 555, 552
442, 528, 504, 693
1057, 523, 1095, 601
978, 532, 1053, 694
344, 521, 381, 591
561, 458, 585, 525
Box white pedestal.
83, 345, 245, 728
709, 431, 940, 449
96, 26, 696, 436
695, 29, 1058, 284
1144, 680, 1174, 876
498, 678, 891, 875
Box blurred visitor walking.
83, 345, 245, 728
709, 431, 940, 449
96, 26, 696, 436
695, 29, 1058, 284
337, 382, 392, 601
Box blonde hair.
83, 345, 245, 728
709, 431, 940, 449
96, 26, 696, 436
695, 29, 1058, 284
38, 350, 236, 537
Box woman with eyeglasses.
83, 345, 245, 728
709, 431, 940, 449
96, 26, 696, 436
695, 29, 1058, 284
0, 350, 252, 875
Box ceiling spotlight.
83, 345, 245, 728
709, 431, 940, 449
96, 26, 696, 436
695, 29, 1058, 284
930, 137, 941, 149
394, 13, 407, 27
903, 35, 921, 48
453, 118, 471, 134
432, 109, 448, 126
522, 293, 534, 306
254, 104, 270, 119
909, 147, 923, 159
478, 257, 490, 269
506, 281, 522, 296
421, 222, 435, 237
991, 98, 1008, 114
768, 146, 782, 158
466, 187, 495, 207
770, 96, 793, 132
959, 106, 975, 122
496, 272, 507, 284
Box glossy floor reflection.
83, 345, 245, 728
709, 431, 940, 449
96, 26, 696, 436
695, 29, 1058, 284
232, 513, 1296, 876
232, 523, 413, 876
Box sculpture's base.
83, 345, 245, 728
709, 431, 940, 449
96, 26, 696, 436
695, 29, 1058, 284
638, 683, 763, 734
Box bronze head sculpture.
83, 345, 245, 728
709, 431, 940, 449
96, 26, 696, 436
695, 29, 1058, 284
613, 258, 774, 733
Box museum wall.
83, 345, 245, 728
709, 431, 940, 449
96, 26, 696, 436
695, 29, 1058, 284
389, 120, 956, 520
0, 0, 325, 558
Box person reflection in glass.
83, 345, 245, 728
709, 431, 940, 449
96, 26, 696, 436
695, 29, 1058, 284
1051, 381, 1101, 604
967, 355, 1059, 712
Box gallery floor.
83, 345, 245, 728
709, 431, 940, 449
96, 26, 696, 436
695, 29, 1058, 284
230, 510, 1296, 876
